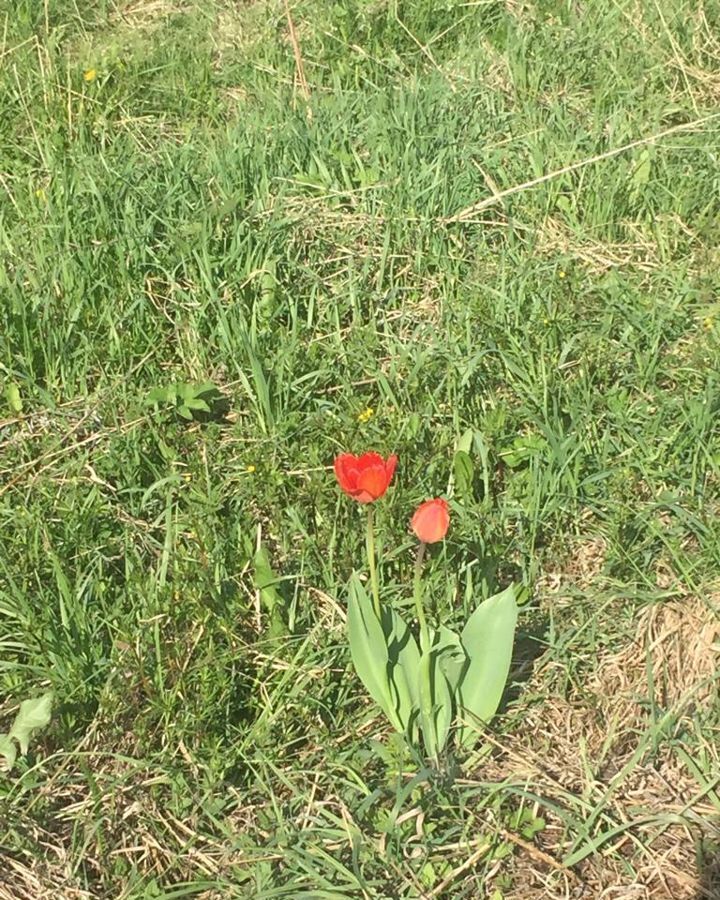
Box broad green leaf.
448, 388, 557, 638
5, 382, 22, 413
183, 397, 211, 412
453, 450, 474, 501
436, 625, 466, 696
253, 546, 289, 637
253, 547, 282, 613
500, 433, 547, 468
268, 607, 290, 640
418, 648, 437, 760
457, 585, 518, 749
448, 429, 474, 498
5, 693, 53, 762
631, 148, 652, 188
146, 386, 171, 405
456, 428, 474, 455
0, 734, 17, 772
420, 861, 437, 888
431, 649, 454, 757
347, 575, 400, 732
210, 193, 241, 220
193, 381, 220, 398
417, 639, 455, 760
259, 258, 278, 316
384, 607, 420, 736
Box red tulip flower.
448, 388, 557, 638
411, 498, 450, 544
334, 451, 397, 504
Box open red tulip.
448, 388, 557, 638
411, 498, 450, 544
334, 451, 397, 504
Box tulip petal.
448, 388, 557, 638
411, 498, 450, 544
357, 451, 385, 470
334, 454, 360, 493
356, 464, 390, 501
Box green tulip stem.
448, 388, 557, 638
413, 541, 430, 653
366, 506, 381, 620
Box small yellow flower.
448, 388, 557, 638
35, 187, 46, 201
558, 270, 567, 279
246, 464, 256, 473
183, 473, 192, 482
83, 68, 97, 83
703, 316, 714, 331
357, 407, 374, 423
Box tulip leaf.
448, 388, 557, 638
431, 649, 454, 759
434, 627, 468, 755
418, 648, 437, 760
347, 575, 402, 733
384, 606, 420, 737
436, 625, 467, 696
417, 637, 456, 761
457, 585, 518, 749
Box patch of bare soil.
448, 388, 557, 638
483, 580, 720, 899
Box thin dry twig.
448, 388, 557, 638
426, 839, 492, 898
284, 0, 311, 113
254, 522, 263, 632
445, 113, 720, 222
500, 827, 580, 882
393, 6, 456, 93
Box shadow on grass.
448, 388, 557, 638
501, 607, 548, 712
696, 839, 720, 900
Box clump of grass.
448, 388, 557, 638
1, 0, 719, 896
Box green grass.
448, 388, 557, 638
2, 0, 720, 896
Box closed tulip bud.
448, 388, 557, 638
411, 498, 450, 544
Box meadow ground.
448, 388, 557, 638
1, 0, 720, 897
